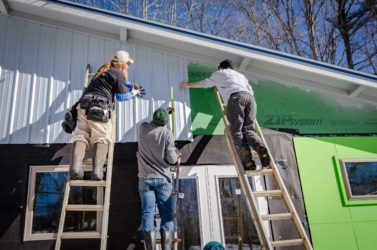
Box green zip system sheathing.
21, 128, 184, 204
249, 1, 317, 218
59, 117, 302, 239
294, 137, 377, 250
188, 64, 377, 135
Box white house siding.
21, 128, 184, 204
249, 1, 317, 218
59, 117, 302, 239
0, 14, 192, 144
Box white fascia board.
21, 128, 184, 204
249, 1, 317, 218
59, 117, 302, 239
0, 0, 9, 14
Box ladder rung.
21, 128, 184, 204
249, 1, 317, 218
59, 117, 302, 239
271, 239, 304, 247
246, 169, 274, 176
61, 231, 101, 239
65, 204, 104, 211
141, 238, 182, 244
253, 190, 282, 197
155, 239, 181, 243
261, 213, 292, 220
223, 216, 240, 220
69, 180, 107, 187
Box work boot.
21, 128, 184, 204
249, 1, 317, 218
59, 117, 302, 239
69, 141, 86, 180
255, 144, 271, 168
144, 231, 156, 250
91, 143, 108, 181
234, 145, 256, 171
161, 231, 173, 250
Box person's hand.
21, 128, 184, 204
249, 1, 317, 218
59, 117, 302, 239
132, 83, 146, 97
180, 81, 189, 89
166, 107, 174, 114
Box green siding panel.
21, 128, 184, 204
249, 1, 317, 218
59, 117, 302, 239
188, 65, 377, 135
294, 138, 352, 224
354, 221, 377, 250
294, 137, 377, 250
310, 223, 358, 250
188, 64, 224, 135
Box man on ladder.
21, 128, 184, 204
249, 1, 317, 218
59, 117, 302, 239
137, 107, 179, 250
180, 59, 270, 170
181, 60, 313, 250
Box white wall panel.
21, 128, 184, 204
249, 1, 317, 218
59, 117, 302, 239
0, 15, 192, 144
9, 21, 39, 143
48, 29, 71, 143
0, 17, 21, 143
29, 25, 55, 143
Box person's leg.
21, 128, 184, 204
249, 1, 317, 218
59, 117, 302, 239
71, 106, 91, 180
227, 93, 246, 146
155, 179, 174, 250
91, 143, 108, 180
139, 178, 157, 250
243, 95, 271, 168
89, 117, 112, 180
69, 140, 87, 180
227, 94, 255, 170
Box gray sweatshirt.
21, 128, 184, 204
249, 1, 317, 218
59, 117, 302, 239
137, 121, 178, 182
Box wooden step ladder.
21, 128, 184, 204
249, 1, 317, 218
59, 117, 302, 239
55, 65, 115, 250
213, 88, 313, 250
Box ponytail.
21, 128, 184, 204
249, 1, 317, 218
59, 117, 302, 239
94, 63, 111, 79
93, 57, 126, 79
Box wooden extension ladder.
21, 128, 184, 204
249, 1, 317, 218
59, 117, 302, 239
213, 88, 313, 250
55, 65, 115, 250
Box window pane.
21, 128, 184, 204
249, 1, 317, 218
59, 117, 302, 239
218, 178, 259, 249
32, 171, 98, 234
345, 161, 377, 197
176, 178, 201, 250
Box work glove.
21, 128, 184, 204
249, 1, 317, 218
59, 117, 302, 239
166, 107, 174, 114
131, 83, 146, 97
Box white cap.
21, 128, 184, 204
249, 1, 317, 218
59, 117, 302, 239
115, 50, 134, 64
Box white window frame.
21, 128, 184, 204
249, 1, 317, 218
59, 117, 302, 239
339, 158, 377, 201
207, 165, 270, 245
24, 165, 102, 241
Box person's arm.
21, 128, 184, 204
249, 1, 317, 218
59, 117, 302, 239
116, 82, 146, 101
180, 80, 203, 89
115, 91, 135, 101
164, 131, 178, 165
181, 71, 224, 89
123, 80, 133, 89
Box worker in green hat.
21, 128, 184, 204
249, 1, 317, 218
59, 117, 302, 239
137, 107, 178, 250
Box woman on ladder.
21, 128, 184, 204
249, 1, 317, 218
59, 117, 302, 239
70, 50, 145, 181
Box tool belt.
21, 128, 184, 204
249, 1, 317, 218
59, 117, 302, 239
80, 94, 114, 123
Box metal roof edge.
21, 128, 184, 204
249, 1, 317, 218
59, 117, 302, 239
42, 0, 376, 83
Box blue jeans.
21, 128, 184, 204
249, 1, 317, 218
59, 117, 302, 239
138, 177, 174, 232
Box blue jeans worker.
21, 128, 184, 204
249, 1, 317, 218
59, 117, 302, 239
137, 108, 178, 250
181, 59, 271, 170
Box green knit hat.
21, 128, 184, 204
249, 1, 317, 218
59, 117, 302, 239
153, 108, 169, 126
203, 241, 225, 250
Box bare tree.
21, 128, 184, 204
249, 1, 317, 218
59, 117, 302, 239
71, 0, 377, 74
332, 0, 376, 69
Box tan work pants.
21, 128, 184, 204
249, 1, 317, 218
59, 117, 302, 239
73, 106, 112, 146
